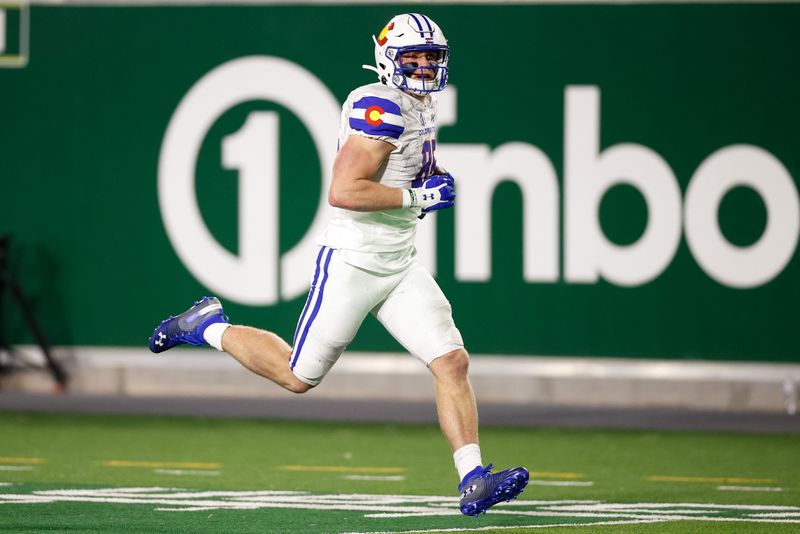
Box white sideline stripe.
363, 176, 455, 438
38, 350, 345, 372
530, 480, 594, 487
491, 500, 600, 506
64, 487, 182, 493
36, 489, 303, 498
717, 485, 783, 492
18, 490, 800, 512
366, 510, 800, 522
0, 466, 33, 471
153, 469, 221, 477
546, 502, 800, 511
343, 476, 405, 482
537, 508, 725, 515
12, 345, 800, 383
367, 510, 696, 519
2, 487, 800, 526
344, 519, 671, 533
0, 482, 12, 486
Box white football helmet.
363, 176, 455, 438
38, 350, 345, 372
363, 13, 450, 95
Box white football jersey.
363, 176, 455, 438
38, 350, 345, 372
317, 82, 439, 273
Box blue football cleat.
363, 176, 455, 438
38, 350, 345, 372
458, 463, 529, 516
148, 296, 228, 353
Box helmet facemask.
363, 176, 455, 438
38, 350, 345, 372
388, 46, 449, 95
364, 13, 450, 96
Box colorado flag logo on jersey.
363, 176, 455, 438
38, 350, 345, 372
350, 96, 405, 139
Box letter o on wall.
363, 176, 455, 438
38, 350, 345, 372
685, 145, 800, 288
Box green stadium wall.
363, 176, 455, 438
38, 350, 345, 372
0, 3, 798, 362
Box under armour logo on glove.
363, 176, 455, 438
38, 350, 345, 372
404, 173, 456, 213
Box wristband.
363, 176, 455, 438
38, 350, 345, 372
402, 188, 418, 209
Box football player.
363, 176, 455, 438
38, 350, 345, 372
149, 13, 528, 516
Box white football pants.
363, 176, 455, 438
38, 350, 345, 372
289, 246, 464, 386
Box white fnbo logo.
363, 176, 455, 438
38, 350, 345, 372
159, 56, 800, 305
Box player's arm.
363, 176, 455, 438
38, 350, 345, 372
329, 135, 456, 213
328, 135, 402, 212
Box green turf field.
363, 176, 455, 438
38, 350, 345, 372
0, 411, 798, 533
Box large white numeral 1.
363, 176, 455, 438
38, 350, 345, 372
221, 112, 280, 304
159, 56, 340, 305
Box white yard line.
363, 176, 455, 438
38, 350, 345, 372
279, 465, 404, 474
342, 475, 406, 482
2, 487, 799, 528
153, 469, 221, 477
342, 519, 670, 533
717, 485, 783, 492
102, 460, 221, 469
529, 480, 594, 487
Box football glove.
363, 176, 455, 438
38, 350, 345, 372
404, 173, 455, 213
